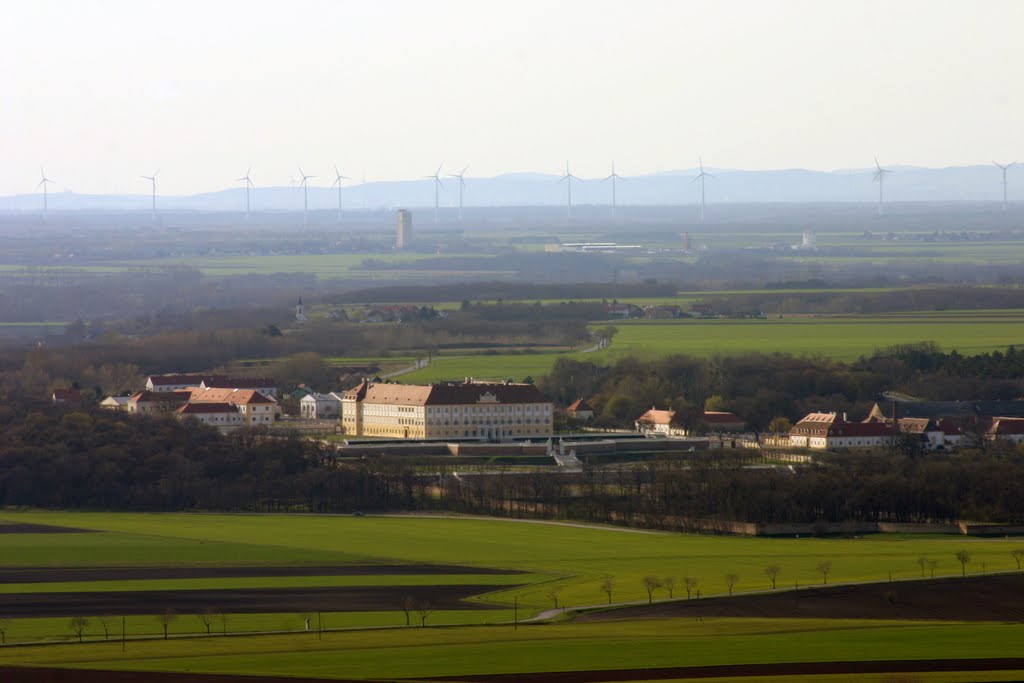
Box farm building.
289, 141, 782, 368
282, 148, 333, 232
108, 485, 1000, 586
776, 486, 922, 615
635, 408, 676, 436
986, 417, 1024, 444
789, 412, 893, 450
566, 398, 595, 421
340, 379, 553, 440
636, 408, 745, 436
51, 388, 82, 404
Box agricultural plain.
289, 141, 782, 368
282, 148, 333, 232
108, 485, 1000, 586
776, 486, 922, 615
400, 310, 1024, 382
3, 513, 1024, 680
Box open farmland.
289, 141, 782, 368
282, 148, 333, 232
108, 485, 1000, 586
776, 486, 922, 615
3, 618, 1024, 682
399, 310, 1024, 382
3, 513, 1024, 680
4, 512, 1024, 623
600, 311, 1024, 362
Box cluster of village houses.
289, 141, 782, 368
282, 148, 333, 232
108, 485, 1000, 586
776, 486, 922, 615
65, 374, 1024, 452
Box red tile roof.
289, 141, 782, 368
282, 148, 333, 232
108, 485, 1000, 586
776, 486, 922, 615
567, 398, 594, 413
202, 377, 276, 390
149, 374, 226, 386
637, 408, 675, 425
828, 422, 892, 437
188, 388, 275, 405
989, 417, 1024, 436
52, 388, 81, 402
130, 390, 191, 403
177, 402, 239, 415
348, 381, 551, 407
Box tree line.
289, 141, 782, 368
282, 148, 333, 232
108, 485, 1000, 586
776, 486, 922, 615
4, 403, 1024, 527
540, 343, 1024, 432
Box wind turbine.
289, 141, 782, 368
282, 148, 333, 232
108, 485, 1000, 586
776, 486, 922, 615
994, 161, 1016, 212
297, 166, 314, 226
423, 163, 444, 223
448, 165, 468, 221
560, 161, 581, 218
873, 157, 892, 217
691, 157, 712, 224
331, 165, 349, 224
36, 167, 54, 222
235, 166, 254, 218
602, 161, 622, 216
141, 170, 159, 222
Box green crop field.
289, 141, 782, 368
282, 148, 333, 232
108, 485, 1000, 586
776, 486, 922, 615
3, 618, 1024, 681
399, 311, 1024, 382
3, 512, 1024, 680
599, 313, 1024, 362
3, 512, 1024, 611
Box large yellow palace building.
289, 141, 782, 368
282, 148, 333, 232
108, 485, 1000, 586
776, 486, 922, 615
340, 380, 553, 440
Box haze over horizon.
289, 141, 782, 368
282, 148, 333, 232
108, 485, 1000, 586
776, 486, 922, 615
3, 0, 1023, 196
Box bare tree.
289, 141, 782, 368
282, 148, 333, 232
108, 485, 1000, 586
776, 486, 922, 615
764, 564, 781, 589
97, 616, 111, 640
545, 586, 563, 610
158, 609, 176, 639
401, 595, 417, 626
198, 608, 218, 635
416, 599, 433, 627
955, 550, 971, 577
663, 576, 676, 599
69, 616, 89, 643
927, 559, 939, 578
816, 560, 832, 585
724, 573, 739, 596
1012, 549, 1024, 571
917, 555, 928, 577
599, 576, 615, 604
683, 576, 698, 600
0, 617, 9, 644
642, 575, 663, 604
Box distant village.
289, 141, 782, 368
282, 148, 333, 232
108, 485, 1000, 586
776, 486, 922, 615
46, 373, 1024, 455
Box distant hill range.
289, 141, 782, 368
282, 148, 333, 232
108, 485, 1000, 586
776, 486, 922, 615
0, 165, 1019, 213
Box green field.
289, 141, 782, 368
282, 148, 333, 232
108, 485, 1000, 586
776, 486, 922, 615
3, 512, 1024, 679
4, 512, 1024, 613
600, 312, 1024, 362
399, 311, 1024, 382
3, 619, 1024, 681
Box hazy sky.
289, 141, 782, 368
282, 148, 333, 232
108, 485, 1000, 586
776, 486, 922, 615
3, 0, 1022, 195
